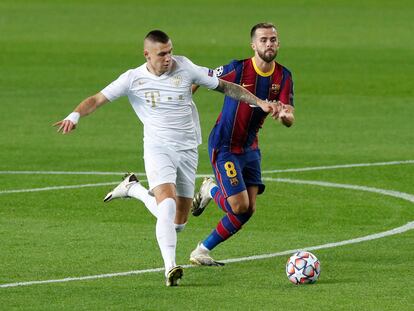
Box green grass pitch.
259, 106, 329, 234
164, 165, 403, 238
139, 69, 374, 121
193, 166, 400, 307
0, 0, 413, 310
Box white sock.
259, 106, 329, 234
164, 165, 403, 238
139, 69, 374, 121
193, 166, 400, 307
127, 183, 158, 218
200, 242, 210, 252
156, 198, 177, 275
174, 222, 187, 233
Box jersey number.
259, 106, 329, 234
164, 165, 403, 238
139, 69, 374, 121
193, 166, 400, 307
224, 161, 237, 178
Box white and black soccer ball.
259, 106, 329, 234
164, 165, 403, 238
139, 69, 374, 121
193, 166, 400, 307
286, 251, 321, 285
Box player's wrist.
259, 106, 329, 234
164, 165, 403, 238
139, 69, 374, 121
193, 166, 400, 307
64, 112, 80, 124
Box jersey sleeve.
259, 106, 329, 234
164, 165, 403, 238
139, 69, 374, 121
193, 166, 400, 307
213, 60, 237, 82
279, 68, 294, 106
182, 57, 219, 90
101, 70, 132, 102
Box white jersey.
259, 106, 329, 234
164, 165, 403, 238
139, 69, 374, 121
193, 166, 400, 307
101, 55, 219, 150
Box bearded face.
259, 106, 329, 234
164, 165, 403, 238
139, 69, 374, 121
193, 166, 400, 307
257, 46, 278, 63
251, 27, 279, 63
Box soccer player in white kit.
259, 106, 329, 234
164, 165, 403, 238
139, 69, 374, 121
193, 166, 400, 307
54, 30, 278, 286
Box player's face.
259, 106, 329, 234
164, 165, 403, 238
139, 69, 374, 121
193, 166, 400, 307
251, 27, 279, 63
144, 40, 173, 76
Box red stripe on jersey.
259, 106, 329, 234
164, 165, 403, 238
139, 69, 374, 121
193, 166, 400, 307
279, 73, 292, 105
220, 69, 237, 83
211, 149, 228, 197
229, 59, 257, 153
268, 63, 284, 101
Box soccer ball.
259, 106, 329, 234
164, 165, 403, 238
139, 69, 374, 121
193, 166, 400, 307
286, 251, 321, 285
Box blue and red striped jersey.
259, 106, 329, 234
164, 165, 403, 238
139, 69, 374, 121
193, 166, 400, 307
209, 57, 294, 153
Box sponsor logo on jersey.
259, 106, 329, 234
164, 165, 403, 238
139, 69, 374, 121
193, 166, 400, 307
242, 83, 254, 88
208, 69, 214, 77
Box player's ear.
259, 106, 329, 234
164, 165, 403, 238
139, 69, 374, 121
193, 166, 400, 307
250, 42, 256, 51
143, 49, 149, 59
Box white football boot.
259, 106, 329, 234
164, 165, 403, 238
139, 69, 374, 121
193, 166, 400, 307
189, 242, 224, 266
103, 173, 139, 202
166, 266, 183, 286
191, 177, 216, 216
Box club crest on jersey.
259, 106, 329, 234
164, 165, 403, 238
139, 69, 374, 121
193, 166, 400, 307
214, 66, 224, 77
230, 177, 239, 186
271, 83, 280, 95
170, 75, 182, 87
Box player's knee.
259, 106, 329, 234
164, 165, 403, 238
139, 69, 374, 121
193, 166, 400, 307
230, 201, 250, 214
232, 203, 256, 217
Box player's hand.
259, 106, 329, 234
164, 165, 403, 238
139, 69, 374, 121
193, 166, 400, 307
268, 101, 283, 119
53, 112, 80, 134
278, 103, 295, 127
53, 119, 77, 134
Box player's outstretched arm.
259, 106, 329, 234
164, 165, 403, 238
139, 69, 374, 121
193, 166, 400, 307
53, 92, 109, 134
213, 79, 272, 112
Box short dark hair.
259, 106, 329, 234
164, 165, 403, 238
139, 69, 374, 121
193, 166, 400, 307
145, 30, 170, 43
250, 22, 276, 39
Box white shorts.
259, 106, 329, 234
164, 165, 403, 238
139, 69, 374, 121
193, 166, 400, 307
143, 144, 198, 198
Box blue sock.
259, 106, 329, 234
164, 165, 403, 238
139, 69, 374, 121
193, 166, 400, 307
203, 211, 252, 250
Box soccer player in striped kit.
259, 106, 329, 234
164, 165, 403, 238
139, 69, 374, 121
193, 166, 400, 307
190, 23, 295, 266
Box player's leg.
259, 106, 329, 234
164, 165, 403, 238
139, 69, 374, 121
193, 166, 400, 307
144, 145, 184, 285
190, 186, 259, 266
197, 194, 254, 251
132, 143, 177, 220
192, 149, 249, 216
175, 196, 191, 232
208, 153, 264, 248
163, 147, 198, 284
190, 151, 263, 266
127, 181, 159, 217
174, 147, 198, 232
213, 149, 263, 215
208, 149, 251, 214
191, 151, 248, 265
152, 183, 177, 270
152, 183, 184, 286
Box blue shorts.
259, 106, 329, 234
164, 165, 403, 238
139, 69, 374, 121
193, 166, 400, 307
209, 147, 265, 198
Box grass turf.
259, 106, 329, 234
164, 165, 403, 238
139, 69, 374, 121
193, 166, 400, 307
0, 0, 413, 310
